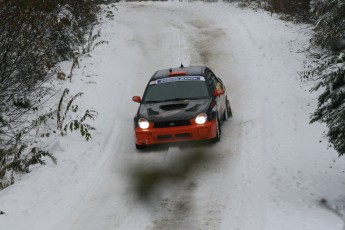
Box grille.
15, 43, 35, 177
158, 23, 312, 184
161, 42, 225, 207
175, 133, 190, 138
157, 135, 172, 140
154, 120, 191, 128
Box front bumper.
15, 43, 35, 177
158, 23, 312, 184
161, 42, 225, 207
134, 119, 217, 146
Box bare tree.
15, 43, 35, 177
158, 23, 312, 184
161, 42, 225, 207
0, 0, 102, 188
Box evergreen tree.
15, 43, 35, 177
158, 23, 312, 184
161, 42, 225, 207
270, 0, 311, 22
307, 0, 345, 156
310, 0, 345, 50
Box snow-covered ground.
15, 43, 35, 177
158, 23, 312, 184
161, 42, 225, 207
1, 1, 345, 230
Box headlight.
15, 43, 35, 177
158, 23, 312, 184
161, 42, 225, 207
195, 113, 207, 125
138, 118, 149, 129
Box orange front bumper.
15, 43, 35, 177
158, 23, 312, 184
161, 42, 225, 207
134, 119, 217, 146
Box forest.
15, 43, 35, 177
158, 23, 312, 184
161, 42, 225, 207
0, 0, 344, 187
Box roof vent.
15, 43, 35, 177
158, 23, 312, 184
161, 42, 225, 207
168, 71, 186, 76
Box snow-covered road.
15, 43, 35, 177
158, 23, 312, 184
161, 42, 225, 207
1, 2, 345, 230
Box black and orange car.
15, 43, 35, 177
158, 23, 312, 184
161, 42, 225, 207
132, 66, 232, 149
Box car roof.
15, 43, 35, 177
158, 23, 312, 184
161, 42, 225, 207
150, 66, 207, 80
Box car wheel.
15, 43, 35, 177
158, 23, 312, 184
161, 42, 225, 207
224, 105, 229, 122
226, 99, 232, 118
136, 144, 146, 150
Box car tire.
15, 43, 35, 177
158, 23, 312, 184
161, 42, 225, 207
136, 144, 146, 150
226, 99, 232, 118
224, 105, 229, 122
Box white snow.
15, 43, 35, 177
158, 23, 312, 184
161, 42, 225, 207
1, 1, 345, 230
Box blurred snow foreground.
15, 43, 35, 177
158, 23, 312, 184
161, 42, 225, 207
1, 1, 345, 230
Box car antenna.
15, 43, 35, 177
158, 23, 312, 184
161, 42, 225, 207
179, 28, 184, 68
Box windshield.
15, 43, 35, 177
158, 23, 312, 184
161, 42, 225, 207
143, 76, 210, 103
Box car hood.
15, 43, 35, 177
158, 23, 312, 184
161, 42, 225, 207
137, 99, 211, 122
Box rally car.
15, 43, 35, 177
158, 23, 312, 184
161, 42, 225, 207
132, 66, 232, 149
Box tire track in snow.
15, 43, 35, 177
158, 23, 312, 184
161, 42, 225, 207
56, 3, 266, 229
113, 4, 233, 229
128, 145, 221, 230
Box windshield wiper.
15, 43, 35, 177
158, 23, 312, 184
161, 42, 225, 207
144, 100, 164, 103
145, 98, 204, 103
163, 97, 199, 102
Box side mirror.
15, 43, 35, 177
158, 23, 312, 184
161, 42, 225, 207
132, 96, 142, 103
213, 89, 224, 97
